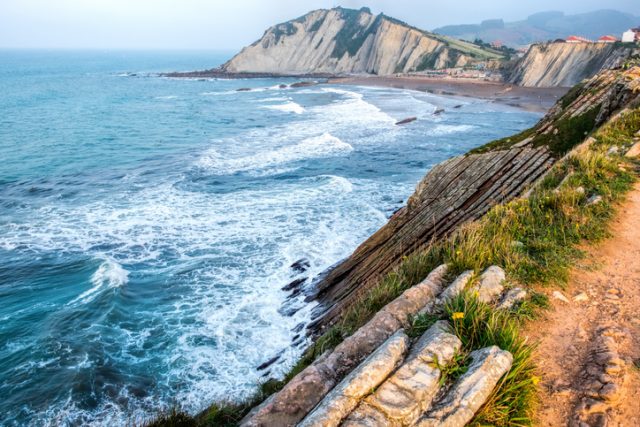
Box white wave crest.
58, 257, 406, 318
263, 101, 305, 114
427, 124, 476, 136
198, 133, 353, 175
68, 259, 129, 306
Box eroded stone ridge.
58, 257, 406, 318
344, 321, 462, 426
299, 331, 409, 427
415, 346, 514, 427
241, 265, 448, 427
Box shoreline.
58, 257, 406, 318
328, 75, 570, 113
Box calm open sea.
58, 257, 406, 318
0, 50, 540, 425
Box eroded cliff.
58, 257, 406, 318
222, 7, 504, 75
508, 42, 634, 87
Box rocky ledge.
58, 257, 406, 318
306, 65, 640, 338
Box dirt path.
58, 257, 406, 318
524, 183, 640, 426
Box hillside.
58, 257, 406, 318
507, 42, 634, 87
434, 9, 640, 47
221, 7, 504, 75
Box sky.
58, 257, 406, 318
0, 0, 638, 50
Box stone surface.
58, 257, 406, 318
298, 331, 409, 427
497, 287, 527, 310
587, 195, 603, 205
626, 142, 640, 158
471, 266, 506, 303
344, 322, 462, 425
574, 292, 589, 303
438, 270, 475, 304
553, 290, 570, 303
416, 346, 514, 427
242, 265, 446, 427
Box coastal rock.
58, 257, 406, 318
471, 266, 506, 304
507, 42, 630, 87
345, 322, 461, 426
395, 117, 417, 125
222, 7, 503, 75
626, 142, 640, 158
241, 264, 448, 427
290, 81, 317, 88
433, 108, 445, 115
298, 331, 409, 427
415, 346, 513, 427
236, 87, 252, 92
497, 287, 527, 310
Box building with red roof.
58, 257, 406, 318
566, 35, 592, 43
597, 35, 618, 43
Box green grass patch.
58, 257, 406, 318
445, 294, 538, 426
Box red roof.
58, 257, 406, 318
566, 35, 591, 42
598, 35, 618, 41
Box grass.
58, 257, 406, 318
148, 104, 639, 426
445, 294, 538, 426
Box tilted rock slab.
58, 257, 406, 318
470, 266, 505, 304
496, 287, 527, 311
343, 321, 462, 427
298, 331, 409, 427
415, 346, 513, 427
419, 270, 474, 316
241, 265, 448, 427
309, 147, 554, 334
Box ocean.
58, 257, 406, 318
0, 50, 541, 426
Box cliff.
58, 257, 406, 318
221, 7, 504, 75
307, 64, 640, 335
508, 42, 634, 87
235, 65, 640, 427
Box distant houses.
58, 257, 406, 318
566, 35, 592, 43
597, 35, 618, 43
622, 28, 640, 43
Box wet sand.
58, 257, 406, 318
328, 75, 570, 113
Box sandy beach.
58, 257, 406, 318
328, 75, 570, 113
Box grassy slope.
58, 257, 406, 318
149, 107, 639, 426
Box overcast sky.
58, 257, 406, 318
0, 0, 638, 50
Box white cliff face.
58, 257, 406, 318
508, 42, 623, 87
222, 8, 499, 75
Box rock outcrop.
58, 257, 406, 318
307, 66, 640, 336
222, 7, 504, 75
242, 266, 516, 427
507, 42, 634, 87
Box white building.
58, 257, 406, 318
622, 30, 635, 43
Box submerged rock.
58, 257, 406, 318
395, 117, 417, 125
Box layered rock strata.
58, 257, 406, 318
222, 7, 503, 75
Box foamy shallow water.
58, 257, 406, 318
0, 50, 541, 426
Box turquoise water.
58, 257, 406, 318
0, 50, 541, 425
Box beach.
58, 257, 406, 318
329, 75, 570, 113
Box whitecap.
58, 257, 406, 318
427, 124, 476, 136
67, 259, 129, 306
263, 101, 305, 114
197, 133, 352, 175
154, 95, 178, 100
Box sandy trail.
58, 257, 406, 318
524, 183, 640, 426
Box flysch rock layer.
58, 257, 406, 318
507, 42, 633, 88
222, 7, 503, 75
308, 66, 640, 337
240, 265, 449, 427
342, 321, 462, 427
298, 330, 409, 427
415, 346, 514, 427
